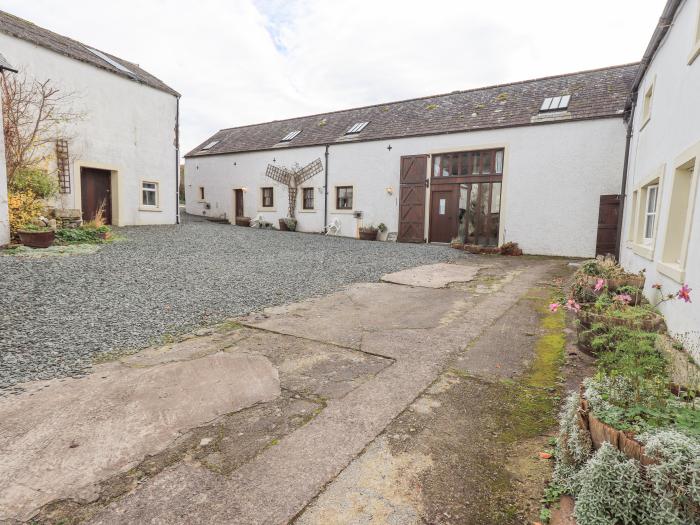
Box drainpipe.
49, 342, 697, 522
175, 96, 181, 225
323, 144, 329, 231
615, 98, 635, 260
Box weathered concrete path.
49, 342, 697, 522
1, 257, 582, 524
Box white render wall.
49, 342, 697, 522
620, 0, 700, 352
0, 93, 8, 245
0, 34, 178, 226
186, 117, 626, 257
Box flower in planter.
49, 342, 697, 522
613, 293, 632, 305
677, 284, 692, 303
549, 303, 560, 312
565, 299, 581, 312
594, 278, 605, 292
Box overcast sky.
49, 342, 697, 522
2, 0, 664, 154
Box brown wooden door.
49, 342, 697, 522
234, 189, 244, 217
80, 167, 112, 224
596, 194, 620, 258
429, 188, 456, 243
398, 155, 427, 242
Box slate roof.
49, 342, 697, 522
0, 10, 178, 96
187, 63, 638, 158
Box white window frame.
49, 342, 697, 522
643, 184, 658, 244
629, 166, 664, 260
299, 186, 316, 212
640, 76, 655, 130
688, 2, 700, 65
658, 142, 699, 283
140, 180, 160, 210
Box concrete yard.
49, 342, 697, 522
0, 254, 591, 524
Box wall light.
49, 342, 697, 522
385, 186, 394, 195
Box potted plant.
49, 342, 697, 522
376, 223, 389, 241
17, 223, 55, 248
236, 216, 251, 227
279, 218, 297, 231
359, 224, 378, 241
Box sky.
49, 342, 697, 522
1, 0, 665, 154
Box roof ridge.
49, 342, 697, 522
215, 62, 640, 134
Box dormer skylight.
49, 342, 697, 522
280, 130, 301, 142
346, 122, 369, 134
85, 46, 136, 77
540, 95, 571, 112
201, 140, 219, 150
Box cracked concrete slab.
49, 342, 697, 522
381, 262, 478, 288
0, 352, 280, 522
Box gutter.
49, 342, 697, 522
615, 97, 636, 258
324, 144, 329, 231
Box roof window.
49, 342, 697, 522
280, 130, 302, 142
540, 95, 570, 112
85, 47, 136, 77
346, 122, 369, 134
201, 140, 219, 150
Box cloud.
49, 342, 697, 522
1, 0, 663, 153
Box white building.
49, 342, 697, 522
0, 10, 179, 228
620, 0, 700, 348
185, 64, 636, 257
0, 52, 16, 246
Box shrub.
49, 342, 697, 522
55, 226, 111, 244
10, 168, 58, 200
7, 191, 44, 235
283, 218, 297, 231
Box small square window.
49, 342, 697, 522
198, 187, 205, 200
643, 184, 658, 243
302, 187, 314, 210
142, 181, 158, 207
336, 186, 353, 209
280, 130, 301, 142
201, 140, 219, 151
346, 122, 369, 134
641, 80, 654, 127
261, 187, 274, 207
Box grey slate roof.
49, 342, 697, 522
0, 51, 16, 72
187, 63, 638, 158
0, 10, 178, 96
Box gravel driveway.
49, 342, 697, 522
0, 216, 460, 390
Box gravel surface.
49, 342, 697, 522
0, 215, 461, 390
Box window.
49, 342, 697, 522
85, 47, 136, 77
689, 4, 700, 65
540, 95, 570, 112
142, 181, 158, 207
336, 186, 353, 209
346, 122, 369, 134
641, 78, 654, 128
302, 187, 314, 210
431, 149, 504, 177
643, 185, 658, 244
198, 187, 205, 200
658, 149, 698, 282
201, 140, 219, 150
280, 130, 301, 142
261, 187, 274, 207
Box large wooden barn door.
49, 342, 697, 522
398, 155, 427, 243
596, 194, 620, 258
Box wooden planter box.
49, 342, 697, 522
583, 274, 645, 291
577, 309, 666, 333
278, 219, 288, 231
578, 388, 655, 465
359, 230, 377, 241
235, 216, 251, 227
18, 230, 55, 248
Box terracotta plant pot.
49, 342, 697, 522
358, 230, 377, 241
450, 241, 464, 250
18, 230, 55, 248
278, 219, 288, 231
464, 244, 481, 254
235, 216, 251, 227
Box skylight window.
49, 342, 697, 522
201, 140, 219, 150
540, 95, 571, 112
85, 47, 136, 77
346, 122, 369, 134
280, 130, 301, 142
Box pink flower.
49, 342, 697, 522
614, 294, 632, 305
677, 284, 692, 303
549, 303, 560, 312
565, 299, 581, 312
594, 278, 605, 292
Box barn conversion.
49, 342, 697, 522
186, 63, 637, 257
0, 10, 180, 235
